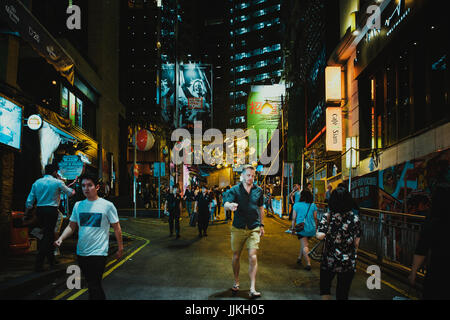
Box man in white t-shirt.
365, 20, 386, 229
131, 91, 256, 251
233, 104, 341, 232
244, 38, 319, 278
55, 174, 123, 300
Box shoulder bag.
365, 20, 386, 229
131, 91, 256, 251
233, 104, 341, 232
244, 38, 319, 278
294, 203, 312, 233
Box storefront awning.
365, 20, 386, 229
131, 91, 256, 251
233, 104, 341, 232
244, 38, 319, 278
0, 0, 75, 84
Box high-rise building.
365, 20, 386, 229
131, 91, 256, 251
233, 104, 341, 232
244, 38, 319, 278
119, 0, 158, 123
226, 0, 284, 129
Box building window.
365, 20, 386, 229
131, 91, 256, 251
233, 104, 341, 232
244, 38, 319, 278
360, 25, 449, 151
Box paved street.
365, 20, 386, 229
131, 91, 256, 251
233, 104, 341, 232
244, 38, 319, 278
32, 209, 413, 301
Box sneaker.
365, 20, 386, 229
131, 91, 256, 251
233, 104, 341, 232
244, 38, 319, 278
304, 265, 311, 271
296, 258, 302, 265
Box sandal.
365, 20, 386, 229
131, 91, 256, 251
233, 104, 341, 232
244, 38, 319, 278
249, 290, 261, 299
231, 284, 240, 294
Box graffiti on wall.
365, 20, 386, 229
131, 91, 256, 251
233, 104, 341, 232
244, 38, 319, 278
378, 148, 450, 215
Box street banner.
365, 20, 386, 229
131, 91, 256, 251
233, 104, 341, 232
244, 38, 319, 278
246, 84, 285, 157
178, 64, 212, 129
161, 64, 176, 127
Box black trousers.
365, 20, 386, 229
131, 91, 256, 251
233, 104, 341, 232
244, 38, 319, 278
320, 268, 355, 300
78, 255, 107, 300
35, 206, 58, 268
198, 212, 210, 234
168, 211, 180, 235
216, 203, 221, 216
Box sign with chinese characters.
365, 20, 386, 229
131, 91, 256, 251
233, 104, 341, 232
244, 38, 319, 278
351, 172, 378, 210
153, 162, 165, 177
247, 84, 285, 157
326, 107, 342, 151
58, 155, 84, 180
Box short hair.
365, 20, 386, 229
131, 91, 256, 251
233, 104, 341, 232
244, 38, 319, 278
241, 164, 256, 174
45, 163, 59, 175
328, 187, 354, 213
299, 190, 313, 203
79, 174, 100, 186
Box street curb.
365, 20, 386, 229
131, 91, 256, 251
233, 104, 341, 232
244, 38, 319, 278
0, 234, 134, 300
0, 263, 72, 300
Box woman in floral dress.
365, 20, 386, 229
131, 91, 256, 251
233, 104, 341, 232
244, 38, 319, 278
316, 186, 361, 300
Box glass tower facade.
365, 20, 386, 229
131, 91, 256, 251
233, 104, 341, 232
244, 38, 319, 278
227, 0, 283, 128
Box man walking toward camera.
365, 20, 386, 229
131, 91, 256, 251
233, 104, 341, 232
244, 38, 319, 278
25, 163, 76, 272
194, 186, 212, 237
55, 174, 123, 300
223, 165, 264, 299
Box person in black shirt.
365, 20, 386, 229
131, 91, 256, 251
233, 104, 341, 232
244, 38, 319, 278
194, 186, 212, 237
214, 187, 222, 219
224, 185, 232, 221
409, 159, 450, 299
165, 187, 182, 239
223, 165, 264, 299
183, 185, 195, 217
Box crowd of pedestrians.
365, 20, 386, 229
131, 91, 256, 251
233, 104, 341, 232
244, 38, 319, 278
22, 158, 449, 301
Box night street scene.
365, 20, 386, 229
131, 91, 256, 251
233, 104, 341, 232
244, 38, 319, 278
0, 0, 449, 312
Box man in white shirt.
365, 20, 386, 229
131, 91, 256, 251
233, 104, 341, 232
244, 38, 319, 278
25, 164, 75, 272
55, 174, 123, 300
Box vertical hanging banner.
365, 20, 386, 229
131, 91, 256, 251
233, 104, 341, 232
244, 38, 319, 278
247, 84, 285, 157
178, 64, 212, 129
160, 64, 176, 127
326, 107, 342, 151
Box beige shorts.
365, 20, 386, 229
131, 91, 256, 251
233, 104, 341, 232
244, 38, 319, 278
231, 226, 261, 253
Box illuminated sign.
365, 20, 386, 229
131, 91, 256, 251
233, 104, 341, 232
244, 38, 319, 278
325, 66, 342, 102
0, 95, 22, 150
69, 91, 76, 126
247, 84, 284, 157
326, 107, 342, 152
27, 114, 43, 131
58, 155, 84, 180
346, 136, 359, 169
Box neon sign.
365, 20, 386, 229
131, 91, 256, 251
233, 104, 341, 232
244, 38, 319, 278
385, 0, 411, 36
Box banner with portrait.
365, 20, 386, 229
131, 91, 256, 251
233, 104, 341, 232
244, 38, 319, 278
160, 64, 176, 128
178, 64, 212, 129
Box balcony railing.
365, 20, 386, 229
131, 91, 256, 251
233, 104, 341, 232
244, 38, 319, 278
314, 202, 427, 275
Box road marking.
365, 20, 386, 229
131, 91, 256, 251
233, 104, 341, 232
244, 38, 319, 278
53, 232, 149, 300
356, 264, 418, 300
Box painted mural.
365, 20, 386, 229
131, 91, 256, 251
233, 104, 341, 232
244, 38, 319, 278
376, 148, 450, 264
378, 148, 450, 216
